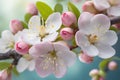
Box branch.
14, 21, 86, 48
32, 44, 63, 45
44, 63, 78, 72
110, 16, 120, 25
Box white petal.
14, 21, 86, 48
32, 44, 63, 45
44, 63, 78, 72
98, 30, 118, 45
93, 0, 110, 11
35, 57, 53, 78
56, 50, 77, 66
54, 42, 69, 51
14, 31, 23, 42
82, 45, 99, 57
91, 14, 110, 36
16, 58, 29, 73
1, 30, 14, 42
53, 58, 67, 78
96, 43, 116, 58
75, 31, 90, 47
29, 42, 53, 58
28, 60, 35, 71
42, 32, 58, 42
28, 16, 41, 32
107, 5, 120, 16
46, 12, 62, 33
78, 12, 94, 34
22, 29, 40, 45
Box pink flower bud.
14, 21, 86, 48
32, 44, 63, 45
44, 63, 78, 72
99, 77, 105, 80
108, 61, 118, 70
71, 0, 82, 3
60, 28, 74, 40
26, 3, 38, 15
9, 19, 23, 34
0, 70, 8, 80
82, 1, 99, 14
61, 11, 77, 27
15, 41, 30, 55
89, 69, 99, 77
79, 52, 93, 64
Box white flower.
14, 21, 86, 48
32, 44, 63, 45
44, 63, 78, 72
29, 42, 76, 78
0, 30, 15, 53
93, 0, 120, 16
22, 12, 62, 45
16, 55, 35, 73
75, 12, 118, 58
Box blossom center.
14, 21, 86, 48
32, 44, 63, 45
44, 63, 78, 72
39, 25, 47, 38
7, 41, 14, 48
23, 54, 33, 61
88, 34, 98, 44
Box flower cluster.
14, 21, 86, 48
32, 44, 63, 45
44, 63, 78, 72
0, 0, 120, 80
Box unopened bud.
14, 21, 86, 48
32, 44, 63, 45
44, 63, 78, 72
60, 28, 74, 40
15, 41, 30, 55
61, 11, 77, 27
82, 1, 99, 14
108, 61, 118, 70
9, 19, 23, 34
26, 3, 38, 15
89, 69, 99, 77
0, 70, 8, 80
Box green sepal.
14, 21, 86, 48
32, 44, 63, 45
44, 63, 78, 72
68, 2, 80, 19
36, 1, 53, 20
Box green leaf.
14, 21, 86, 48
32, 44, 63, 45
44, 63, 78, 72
21, 21, 28, 29
99, 59, 110, 70
99, 70, 106, 77
36, 1, 53, 20
68, 2, 80, 19
12, 67, 19, 76
110, 26, 119, 32
54, 3, 63, 13
0, 62, 11, 70
24, 13, 32, 23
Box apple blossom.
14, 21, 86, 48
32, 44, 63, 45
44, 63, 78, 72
61, 11, 77, 27
93, 0, 120, 16
29, 42, 76, 78
75, 12, 118, 58
22, 12, 62, 45
108, 61, 118, 70
26, 3, 38, 15
0, 70, 8, 80
60, 27, 74, 40
89, 69, 99, 77
15, 41, 30, 55
9, 19, 23, 34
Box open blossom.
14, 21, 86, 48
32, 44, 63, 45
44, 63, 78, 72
75, 12, 118, 58
29, 42, 76, 78
93, 0, 120, 16
16, 55, 35, 73
22, 12, 62, 45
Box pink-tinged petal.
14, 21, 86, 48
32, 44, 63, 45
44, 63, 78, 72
75, 31, 90, 47
22, 29, 40, 45
107, 5, 120, 16
53, 42, 69, 51
95, 43, 115, 58
16, 58, 29, 72
35, 57, 53, 78
29, 42, 53, 58
78, 12, 94, 34
28, 60, 35, 71
91, 14, 110, 36
93, 0, 110, 11
98, 30, 118, 45
82, 45, 99, 57
46, 12, 62, 33
53, 58, 67, 78
42, 32, 58, 42
56, 50, 77, 66
28, 16, 41, 32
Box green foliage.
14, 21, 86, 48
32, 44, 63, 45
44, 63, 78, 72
54, 3, 63, 13
12, 67, 19, 76
99, 59, 110, 71
0, 62, 11, 70
36, 1, 53, 20
110, 26, 119, 32
68, 2, 80, 19
24, 13, 32, 23
21, 21, 28, 29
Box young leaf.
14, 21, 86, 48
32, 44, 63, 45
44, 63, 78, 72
24, 13, 32, 23
0, 62, 11, 70
21, 21, 28, 29
36, 1, 53, 20
99, 59, 110, 71
54, 3, 63, 13
12, 67, 19, 76
68, 2, 80, 19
